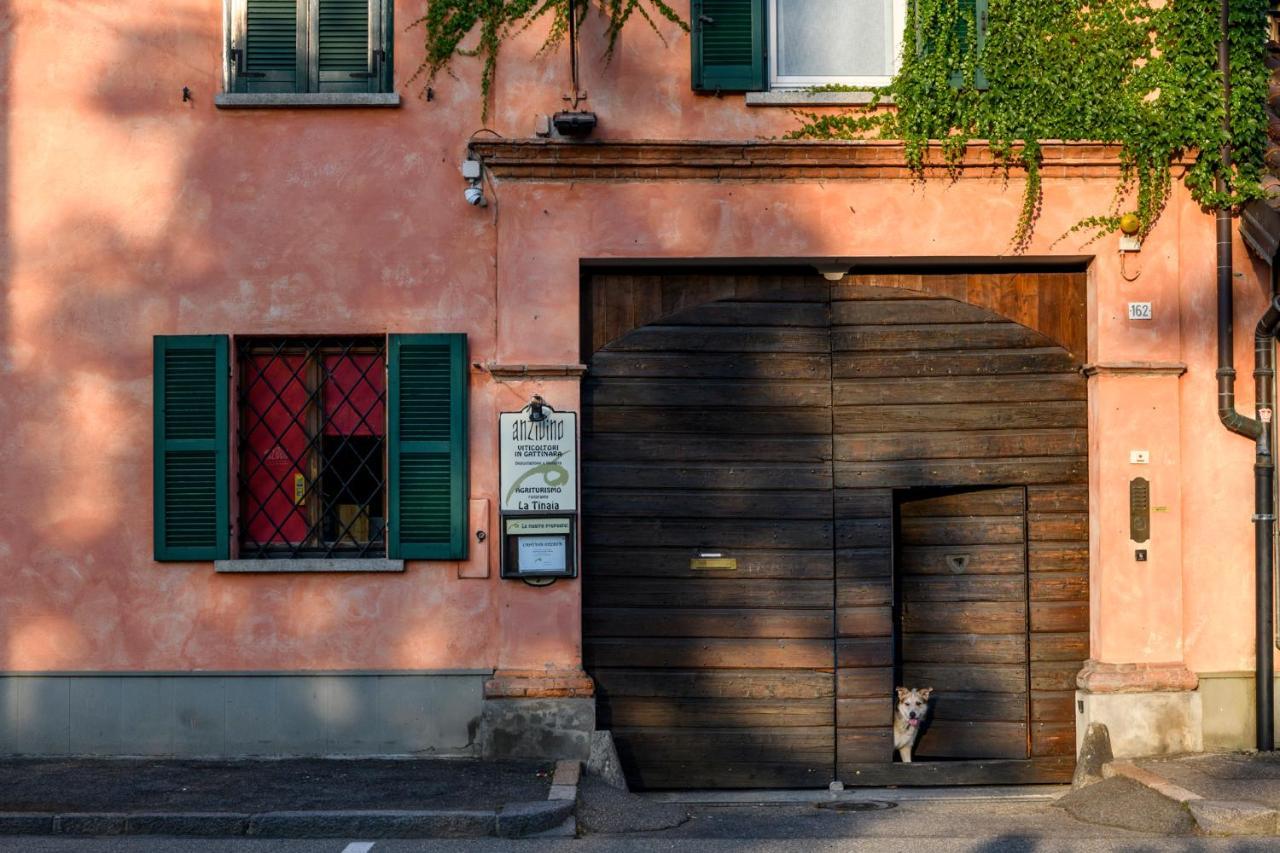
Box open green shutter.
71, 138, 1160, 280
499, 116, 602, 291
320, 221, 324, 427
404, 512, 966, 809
955, 0, 988, 89
388, 334, 468, 560
692, 0, 766, 93
917, 0, 988, 90
316, 0, 385, 93
236, 0, 304, 93
948, 0, 988, 89
154, 336, 229, 562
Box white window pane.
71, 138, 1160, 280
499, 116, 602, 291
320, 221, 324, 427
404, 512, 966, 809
776, 0, 892, 78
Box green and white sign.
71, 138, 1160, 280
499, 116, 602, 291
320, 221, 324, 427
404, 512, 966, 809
500, 408, 577, 513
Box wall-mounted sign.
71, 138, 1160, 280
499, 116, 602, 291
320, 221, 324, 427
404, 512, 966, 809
500, 408, 577, 513
1128, 302, 1153, 321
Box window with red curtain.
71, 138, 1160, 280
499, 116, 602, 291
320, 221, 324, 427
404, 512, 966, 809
237, 338, 386, 558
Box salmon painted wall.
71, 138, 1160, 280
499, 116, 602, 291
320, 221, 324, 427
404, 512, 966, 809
0, 1, 1270, 678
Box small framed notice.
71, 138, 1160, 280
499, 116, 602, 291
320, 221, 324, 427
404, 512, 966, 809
501, 515, 577, 579
516, 536, 568, 573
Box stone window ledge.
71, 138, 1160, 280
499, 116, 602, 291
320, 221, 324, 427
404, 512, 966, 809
745, 90, 890, 107
214, 93, 401, 109
215, 559, 405, 573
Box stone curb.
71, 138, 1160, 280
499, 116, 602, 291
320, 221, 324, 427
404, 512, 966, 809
0, 795, 575, 839
1103, 761, 1202, 804
534, 759, 581, 837
1103, 760, 1279, 837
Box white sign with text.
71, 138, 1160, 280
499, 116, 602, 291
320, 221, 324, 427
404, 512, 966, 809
499, 408, 577, 513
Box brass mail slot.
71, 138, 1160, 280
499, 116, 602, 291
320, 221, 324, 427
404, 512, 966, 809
691, 557, 737, 570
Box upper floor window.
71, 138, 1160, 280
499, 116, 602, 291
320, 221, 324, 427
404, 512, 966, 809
226, 0, 393, 95
770, 0, 905, 88
692, 0, 984, 95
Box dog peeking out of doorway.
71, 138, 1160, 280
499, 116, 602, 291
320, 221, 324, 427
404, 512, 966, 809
894, 687, 933, 763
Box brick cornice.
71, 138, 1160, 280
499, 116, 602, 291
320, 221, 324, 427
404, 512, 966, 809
485, 668, 595, 699
469, 139, 1148, 182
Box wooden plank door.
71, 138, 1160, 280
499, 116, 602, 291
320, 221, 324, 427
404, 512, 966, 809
829, 276, 1087, 784
897, 487, 1030, 761
582, 288, 837, 789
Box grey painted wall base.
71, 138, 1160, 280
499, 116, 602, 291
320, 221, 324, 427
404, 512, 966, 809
1075, 689, 1203, 759
478, 698, 594, 762
0, 673, 485, 757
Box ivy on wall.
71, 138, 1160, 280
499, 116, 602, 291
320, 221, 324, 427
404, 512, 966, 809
795, 0, 1269, 249
416, 0, 1268, 250
409, 0, 685, 116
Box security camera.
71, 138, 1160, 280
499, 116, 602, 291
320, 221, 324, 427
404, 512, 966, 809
464, 183, 486, 207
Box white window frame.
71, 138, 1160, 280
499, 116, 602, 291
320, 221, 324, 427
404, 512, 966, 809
768, 0, 907, 89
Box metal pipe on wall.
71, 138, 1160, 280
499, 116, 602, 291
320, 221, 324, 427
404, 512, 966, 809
1218, 0, 1277, 752
1254, 291, 1280, 752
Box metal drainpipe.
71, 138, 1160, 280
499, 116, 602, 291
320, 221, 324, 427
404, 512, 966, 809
1255, 289, 1279, 752
1216, 0, 1276, 751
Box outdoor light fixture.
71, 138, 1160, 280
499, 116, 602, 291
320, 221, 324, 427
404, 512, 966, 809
815, 263, 851, 282
528, 395, 548, 422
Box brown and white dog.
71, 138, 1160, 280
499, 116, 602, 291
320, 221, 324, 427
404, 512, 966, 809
893, 687, 933, 763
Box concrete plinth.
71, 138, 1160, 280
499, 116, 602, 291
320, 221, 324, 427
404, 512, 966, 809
1075, 690, 1203, 758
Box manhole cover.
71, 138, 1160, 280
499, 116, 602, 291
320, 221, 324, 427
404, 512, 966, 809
815, 800, 898, 812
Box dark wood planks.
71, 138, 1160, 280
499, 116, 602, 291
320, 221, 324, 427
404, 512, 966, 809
584, 271, 1088, 788
895, 487, 1030, 763
583, 294, 837, 790
830, 279, 1085, 783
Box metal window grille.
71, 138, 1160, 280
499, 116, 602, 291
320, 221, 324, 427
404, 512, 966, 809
236, 337, 387, 558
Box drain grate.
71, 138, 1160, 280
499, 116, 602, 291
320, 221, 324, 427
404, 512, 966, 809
815, 800, 898, 812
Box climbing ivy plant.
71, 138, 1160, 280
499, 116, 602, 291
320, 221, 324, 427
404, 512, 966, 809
414, 0, 1269, 250
409, 0, 685, 117
790, 0, 1271, 250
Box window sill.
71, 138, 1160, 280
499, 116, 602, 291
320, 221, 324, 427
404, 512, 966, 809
214, 558, 405, 573
214, 93, 401, 109
745, 90, 892, 107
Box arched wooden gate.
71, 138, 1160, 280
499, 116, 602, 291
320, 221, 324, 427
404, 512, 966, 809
581, 271, 1089, 789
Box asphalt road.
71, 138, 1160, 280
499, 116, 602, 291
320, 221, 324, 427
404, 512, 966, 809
1, 839, 1277, 852
1, 796, 1277, 852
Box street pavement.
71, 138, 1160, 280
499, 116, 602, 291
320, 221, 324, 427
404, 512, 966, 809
2, 794, 1277, 852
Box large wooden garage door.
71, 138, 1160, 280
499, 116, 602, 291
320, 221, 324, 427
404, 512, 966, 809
583, 272, 1089, 790
582, 286, 837, 789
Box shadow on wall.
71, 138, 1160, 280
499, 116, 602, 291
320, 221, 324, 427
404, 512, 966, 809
0, 4, 486, 673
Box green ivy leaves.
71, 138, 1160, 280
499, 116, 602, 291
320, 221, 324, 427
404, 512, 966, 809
792, 0, 1270, 250
409, 0, 686, 119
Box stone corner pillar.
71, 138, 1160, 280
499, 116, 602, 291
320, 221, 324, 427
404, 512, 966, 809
478, 668, 596, 761
1075, 659, 1203, 759
1080, 360, 1202, 760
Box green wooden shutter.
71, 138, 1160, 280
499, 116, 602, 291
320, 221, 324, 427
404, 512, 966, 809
315, 0, 387, 93
235, 0, 304, 93
938, 0, 988, 90
692, 0, 766, 93
954, 0, 988, 89
388, 334, 468, 560
154, 336, 230, 562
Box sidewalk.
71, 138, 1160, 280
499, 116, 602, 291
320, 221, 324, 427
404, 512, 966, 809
0, 758, 577, 839
1060, 751, 1280, 837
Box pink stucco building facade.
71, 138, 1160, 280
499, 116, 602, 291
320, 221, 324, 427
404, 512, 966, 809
0, 0, 1273, 781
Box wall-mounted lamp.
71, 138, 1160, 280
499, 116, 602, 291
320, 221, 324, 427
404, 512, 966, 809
529, 395, 548, 422
815, 263, 851, 282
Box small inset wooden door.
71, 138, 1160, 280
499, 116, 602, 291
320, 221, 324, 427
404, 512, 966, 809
896, 487, 1030, 761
